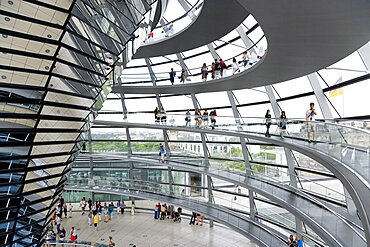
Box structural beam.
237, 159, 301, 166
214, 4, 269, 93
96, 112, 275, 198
358, 42, 370, 71
307, 73, 333, 119
190, 93, 214, 227
265, 85, 303, 235
145, 58, 173, 194
227, 91, 255, 220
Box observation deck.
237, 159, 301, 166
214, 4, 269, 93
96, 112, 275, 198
114, 0, 370, 95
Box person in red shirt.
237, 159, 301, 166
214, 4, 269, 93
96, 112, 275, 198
210, 110, 217, 129
219, 59, 227, 77
70, 227, 77, 242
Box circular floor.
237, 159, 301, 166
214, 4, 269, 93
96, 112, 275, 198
61, 210, 257, 247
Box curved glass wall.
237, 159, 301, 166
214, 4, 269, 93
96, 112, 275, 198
0, 0, 158, 245
2, 0, 369, 245
87, 6, 370, 244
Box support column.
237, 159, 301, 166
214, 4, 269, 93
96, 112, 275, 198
207, 44, 219, 59
126, 128, 134, 203
163, 130, 174, 195
227, 91, 255, 220
145, 58, 162, 108
116, 77, 128, 119
358, 42, 370, 71
185, 172, 190, 196
307, 74, 359, 215
190, 93, 214, 227
177, 0, 190, 11
146, 58, 173, 194
265, 85, 303, 234
87, 117, 94, 187
307, 73, 333, 119
236, 25, 256, 54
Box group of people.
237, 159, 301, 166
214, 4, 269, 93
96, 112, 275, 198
46, 198, 134, 245
46, 197, 76, 245
154, 107, 167, 124
154, 202, 182, 222
46, 197, 139, 246
153, 107, 218, 129
287, 234, 304, 247
186, 108, 217, 129
83, 199, 132, 227
168, 48, 265, 85
200, 58, 228, 81
169, 68, 188, 84
264, 103, 317, 140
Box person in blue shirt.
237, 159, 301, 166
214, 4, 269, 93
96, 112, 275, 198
159, 144, 166, 163
169, 68, 176, 85
108, 203, 114, 220
295, 235, 303, 247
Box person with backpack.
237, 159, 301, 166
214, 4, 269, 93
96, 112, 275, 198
214, 59, 221, 79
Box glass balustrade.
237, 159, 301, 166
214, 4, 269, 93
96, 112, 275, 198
120, 37, 267, 87
95, 113, 370, 187
66, 173, 362, 245
141, 1, 203, 44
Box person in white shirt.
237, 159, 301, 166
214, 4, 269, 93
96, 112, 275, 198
306, 102, 317, 142
232, 58, 240, 75
68, 203, 73, 218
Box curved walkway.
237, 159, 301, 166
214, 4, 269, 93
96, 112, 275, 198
132, 0, 248, 59
93, 120, 370, 245
83, 153, 366, 247
64, 185, 286, 247
114, 0, 370, 94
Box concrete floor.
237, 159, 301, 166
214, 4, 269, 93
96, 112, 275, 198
59, 205, 257, 247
